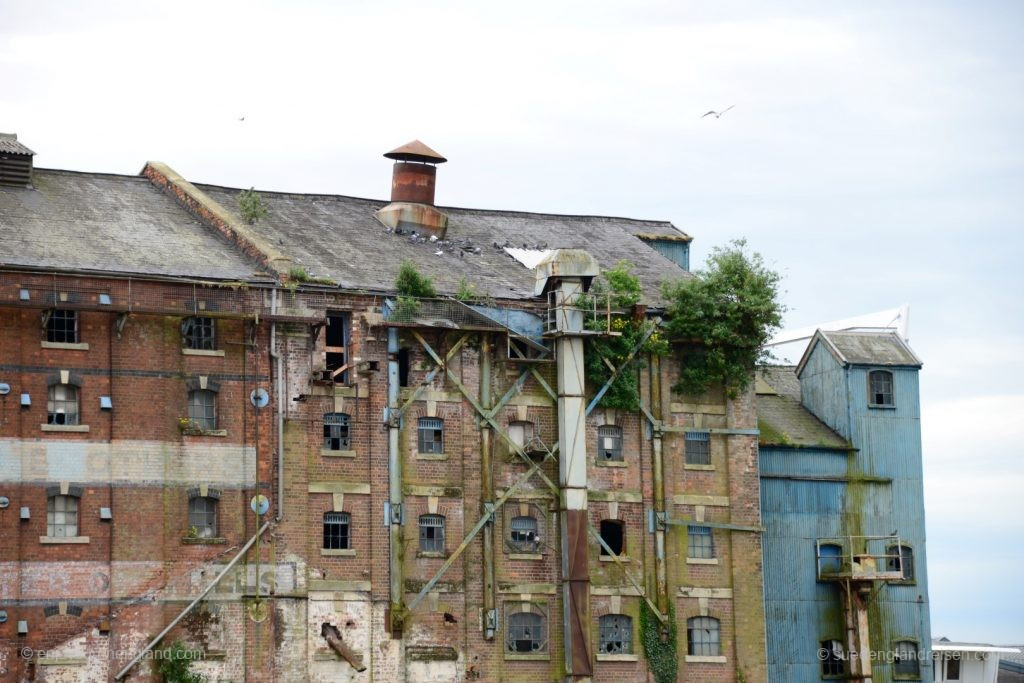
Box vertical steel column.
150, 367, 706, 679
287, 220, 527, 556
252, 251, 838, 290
387, 328, 404, 635
554, 280, 593, 679
480, 334, 497, 639
649, 354, 669, 618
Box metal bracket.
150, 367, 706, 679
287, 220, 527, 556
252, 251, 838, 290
484, 608, 498, 632
390, 503, 403, 525
483, 502, 496, 524
115, 312, 129, 339
655, 511, 668, 531
383, 407, 401, 429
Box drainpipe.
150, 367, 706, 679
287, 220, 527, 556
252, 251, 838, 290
649, 353, 669, 620
387, 328, 404, 636
480, 334, 497, 639
271, 289, 284, 522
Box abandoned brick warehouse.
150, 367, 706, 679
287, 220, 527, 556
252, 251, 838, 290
0, 134, 928, 682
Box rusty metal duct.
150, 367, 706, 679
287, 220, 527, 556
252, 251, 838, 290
376, 140, 450, 238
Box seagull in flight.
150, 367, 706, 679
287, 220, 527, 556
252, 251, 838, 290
701, 105, 734, 119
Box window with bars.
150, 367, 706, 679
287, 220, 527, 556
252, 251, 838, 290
869, 370, 894, 406
47, 384, 79, 425
893, 640, 920, 677
597, 425, 623, 462
323, 413, 351, 450
820, 639, 845, 676
47, 495, 79, 537
419, 514, 445, 553
506, 609, 547, 654
687, 525, 715, 559
887, 544, 914, 580
46, 309, 78, 343
685, 431, 711, 465
188, 497, 218, 538
598, 614, 633, 655
509, 515, 540, 552
687, 616, 721, 657
188, 389, 217, 430
182, 316, 216, 350
323, 512, 351, 550
418, 417, 444, 454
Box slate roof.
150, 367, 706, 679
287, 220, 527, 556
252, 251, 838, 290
193, 183, 692, 304
756, 366, 849, 449
0, 169, 271, 281
816, 330, 922, 368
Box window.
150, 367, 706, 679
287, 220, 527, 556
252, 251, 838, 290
46, 309, 78, 343
508, 421, 534, 449
943, 653, 961, 680
598, 614, 633, 655
685, 431, 711, 465
597, 425, 623, 462
893, 640, 920, 677
818, 543, 843, 575
325, 312, 349, 383
188, 497, 218, 538
418, 417, 444, 454
47, 495, 79, 537
419, 514, 445, 553
398, 348, 411, 387
820, 639, 845, 676
687, 616, 721, 656
687, 525, 715, 559
509, 515, 540, 552
869, 370, 894, 406
323, 413, 351, 450
506, 609, 547, 654
182, 316, 215, 350
188, 389, 217, 430
47, 384, 79, 425
887, 544, 914, 580
323, 512, 351, 550
599, 519, 625, 556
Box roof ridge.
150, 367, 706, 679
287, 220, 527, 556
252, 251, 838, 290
32, 167, 150, 182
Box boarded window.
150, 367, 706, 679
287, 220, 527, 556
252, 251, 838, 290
188, 389, 217, 430
418, 417, 444, 454
47, 495, 78, 537
687, 616, 720, 656
598, 614, 633, 654
323, 512, 351, 550
687, 525, 714, 559
893, 640, 920, 677
685, 431, 711, 465
887, 544, 914, 580
869, 370, 894, 406
820, 639, 845, 676
508, 421, 534, 449
47, 384, 79, 425
509, 515, 540, 552
323, 413, 351, 450
188, 497, 218, 538
182, 316, 215, 350
419, 514, 445, 553
597, 425, 623, 462
46, 309, 78, 343
506, 609, 547, 653
599, 519, 625, 556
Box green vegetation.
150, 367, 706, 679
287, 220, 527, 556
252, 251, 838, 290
393, 260, 437, 319
154, 641, 205, 683
455, 276, 477, 302
640, 601, 678, 683
287, 266, 335, 286
237, 187, 268, 225
662, 239, 784, 398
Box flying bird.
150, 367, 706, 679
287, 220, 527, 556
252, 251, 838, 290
238, 116, 246, 122
701, 105, 734, 119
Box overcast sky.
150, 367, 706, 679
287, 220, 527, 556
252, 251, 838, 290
3, 0, 1021, 644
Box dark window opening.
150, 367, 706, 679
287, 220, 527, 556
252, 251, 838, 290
419, 514, 445, 553
323, 413, 351, 450
325, 313, 349, 384
597, 425, 623, 462
944, 654, 961, 680
398, 348, 410, 387
869, 370, 894, 406
599, 519, 625, 556
46, 309, 78, 344
509, 515, 540, 552
599, 614, 633, 654
506, 610, 546, 653
685, 431, 711, 465
323, 512, 351, 550
687, 525, 715, 559
820, 639, 845, 676
887, 544, 914, 580
687, 616, 721, 656
418, 417, 444, 454
182, 316, 215, 350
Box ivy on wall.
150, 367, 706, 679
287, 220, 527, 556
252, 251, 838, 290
640, 601, 678, 683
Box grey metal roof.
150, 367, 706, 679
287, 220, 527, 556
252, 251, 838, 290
819, 331, 922, 367
0, 133, 34, 156
0, 169, 271, 280
192, 183, 692, 303
756, 366, 849, 449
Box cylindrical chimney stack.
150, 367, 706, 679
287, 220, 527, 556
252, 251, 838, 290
383, 140, 447, 205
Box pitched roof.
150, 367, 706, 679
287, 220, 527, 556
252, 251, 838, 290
191, 182, 692, 303
756, 366, 849, 449
0, 133, 34, 156
796, 330, 922, 377
0, 169, 271, 281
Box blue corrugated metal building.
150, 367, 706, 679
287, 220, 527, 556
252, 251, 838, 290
759, 331, 932, 682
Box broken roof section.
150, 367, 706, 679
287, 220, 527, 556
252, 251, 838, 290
191, 182, 691, 304
0, 169, 273, 281
756, 366, 850, 449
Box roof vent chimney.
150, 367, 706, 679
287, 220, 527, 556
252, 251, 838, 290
375, 140, 449, 239
0, 133, 35, 188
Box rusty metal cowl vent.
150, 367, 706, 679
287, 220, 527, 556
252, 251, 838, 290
376, 140, 449, 238
0, 133, 35, 188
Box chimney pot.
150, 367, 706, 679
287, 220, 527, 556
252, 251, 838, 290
383, 140, 446, 205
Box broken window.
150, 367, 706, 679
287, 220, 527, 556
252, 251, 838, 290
820, 639, 845, 676
188, 389, 217, 431
685, 431, 711, 465
886, 544, 914, 580
398, 348, 410, 387
323, 413, 351, 450
47, 384, 79, 425
597, 425, 623, 462
599, 519, 625, 557
47, 494, 79, 537
506, 608, 547, 654
418, 417, 444, 454
687, 616, 720, 656
325, 312, 349, 383
687, 525, 714, 559
46, 309, 78, 343
182, 316, 215, 350
323, 512, 351, 550
598, 614, 633, 655
419, 514, 445, 553
869, 370, 894, 407
509, 515, 540, 553
893, 640, 920, 677
188, 496, 218, 538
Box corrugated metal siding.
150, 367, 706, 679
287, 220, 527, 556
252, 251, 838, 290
646, 239, 689, 270
798, 343, 850, 438
759, 447, 850, 478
